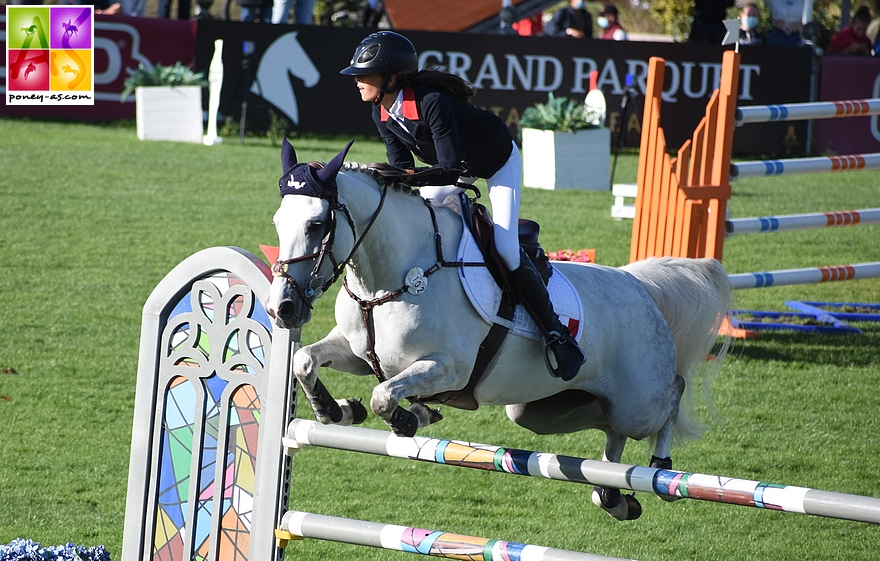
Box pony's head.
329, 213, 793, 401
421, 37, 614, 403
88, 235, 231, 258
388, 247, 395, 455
266, 137, 354, 329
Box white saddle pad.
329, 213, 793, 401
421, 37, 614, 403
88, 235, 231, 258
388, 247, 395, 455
454, 205, 584, 342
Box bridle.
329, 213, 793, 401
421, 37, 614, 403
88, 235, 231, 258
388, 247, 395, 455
271, 172, 389, 310
272, 167, 481, 384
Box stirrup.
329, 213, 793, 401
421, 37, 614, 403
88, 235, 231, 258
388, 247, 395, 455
544, 330, 585, 381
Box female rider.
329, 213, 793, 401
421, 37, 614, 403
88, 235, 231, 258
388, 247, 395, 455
339, 31, 584, 381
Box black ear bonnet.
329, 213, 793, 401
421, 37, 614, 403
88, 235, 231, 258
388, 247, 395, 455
278, 137, 354, 199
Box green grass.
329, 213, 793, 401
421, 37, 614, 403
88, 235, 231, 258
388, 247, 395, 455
0, 117, 878, 560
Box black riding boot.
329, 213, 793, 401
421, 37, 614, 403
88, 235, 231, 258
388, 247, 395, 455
507, 252, 586, 381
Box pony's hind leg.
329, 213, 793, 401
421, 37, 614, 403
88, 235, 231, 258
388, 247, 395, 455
504, 392, 641, 519
591, 432, 643, 521
649, 375, 685, 502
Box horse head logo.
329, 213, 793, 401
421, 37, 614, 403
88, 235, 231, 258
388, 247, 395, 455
252, 32, 320, 125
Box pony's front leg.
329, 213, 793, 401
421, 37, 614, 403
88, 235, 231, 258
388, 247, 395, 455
293, 325, 371, 426
370, 353, 461, 437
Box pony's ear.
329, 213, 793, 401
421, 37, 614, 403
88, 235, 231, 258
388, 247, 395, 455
281, 136, 297, 172
316, 139, 354, 185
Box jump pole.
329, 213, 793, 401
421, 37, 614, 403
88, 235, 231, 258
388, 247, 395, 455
728, 262, 880, 289
730, 153, 880, 180
725, 208, 880, 235
285, 419, 880, 525
735, 98, 880, 126
278, 511, 638, 561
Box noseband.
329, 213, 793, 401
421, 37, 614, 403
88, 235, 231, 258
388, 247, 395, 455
272, 180, 389, 309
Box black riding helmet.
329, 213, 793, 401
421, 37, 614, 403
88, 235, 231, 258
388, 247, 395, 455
339, 31, 418, 77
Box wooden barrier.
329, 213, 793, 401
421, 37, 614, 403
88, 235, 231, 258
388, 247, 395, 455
629, 53, 880, 288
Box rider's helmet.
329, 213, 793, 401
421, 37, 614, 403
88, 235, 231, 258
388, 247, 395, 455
339, 31, 418, 78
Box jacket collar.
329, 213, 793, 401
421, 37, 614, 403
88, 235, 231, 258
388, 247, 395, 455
380, 87, 419, 122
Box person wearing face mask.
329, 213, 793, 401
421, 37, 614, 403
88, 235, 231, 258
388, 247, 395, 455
597, 4, 627, 40
739, 3, 765, 45
544, 0, 594, 38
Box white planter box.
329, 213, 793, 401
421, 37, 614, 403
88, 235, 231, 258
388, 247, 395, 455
136, 86, 203, 144
522, 127, 611, 190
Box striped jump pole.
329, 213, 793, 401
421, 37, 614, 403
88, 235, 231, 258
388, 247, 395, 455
729, 153, 880, 181
725, 208, 880, 235
735, 98, 880, 126
278, 511, 639, 561
285, 419, 880, 525
728, 262, 880, 290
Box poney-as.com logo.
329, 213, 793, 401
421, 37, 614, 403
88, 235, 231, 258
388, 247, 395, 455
6, 5, 95, 105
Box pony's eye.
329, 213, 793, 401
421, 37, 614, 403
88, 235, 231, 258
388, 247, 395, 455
306, 220, 323, 233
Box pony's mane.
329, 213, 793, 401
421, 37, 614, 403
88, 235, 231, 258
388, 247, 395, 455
341, 162, 419, 195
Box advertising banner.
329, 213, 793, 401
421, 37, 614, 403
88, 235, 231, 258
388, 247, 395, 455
3, 8, 816, 156
194, 19, 813, 155
815, 55, 880, 155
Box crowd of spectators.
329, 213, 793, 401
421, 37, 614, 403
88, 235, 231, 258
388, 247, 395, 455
5, 0, 880, 56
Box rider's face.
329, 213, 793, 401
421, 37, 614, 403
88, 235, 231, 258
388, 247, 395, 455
355, 73, 384, 103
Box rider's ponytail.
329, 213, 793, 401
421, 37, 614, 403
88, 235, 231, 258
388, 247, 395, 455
406, 70, 476, 102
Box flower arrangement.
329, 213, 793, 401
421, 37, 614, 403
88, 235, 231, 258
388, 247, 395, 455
0, 539, 110, 561
548, 249, 594, 263
519, 93, 603, 133
120, 61, 208, 102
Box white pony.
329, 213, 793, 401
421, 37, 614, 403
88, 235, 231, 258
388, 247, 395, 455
267, 139, 732, 520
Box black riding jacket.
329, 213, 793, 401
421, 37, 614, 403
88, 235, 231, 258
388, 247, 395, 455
372, 84, 514, 184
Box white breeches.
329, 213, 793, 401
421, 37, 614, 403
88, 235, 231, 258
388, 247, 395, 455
457, 141, 523, 271
421, 142, 523, 271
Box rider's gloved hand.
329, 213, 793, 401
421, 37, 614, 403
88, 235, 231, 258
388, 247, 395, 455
368, 163, 463, 187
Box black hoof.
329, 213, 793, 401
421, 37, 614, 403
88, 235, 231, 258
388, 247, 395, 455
346, 398, 368, 425
389, 406, 419, 437
427, 406, 443, 424
624, 494, 643, 520
596, 486, 621, 509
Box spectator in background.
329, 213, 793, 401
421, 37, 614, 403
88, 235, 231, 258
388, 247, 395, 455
766, 0, 805, 46
544, 0, 593, 39
272, 0, 315, 24
597, 3, 627, 40
512, 12, 544, 36
689, 0, 735, 43
238, 0, 272, 22
157, 0, 189, 20
60, 0, 121, 14
739, 2, 765, 45
827, 5, 873, 55
361, 0, 385, 27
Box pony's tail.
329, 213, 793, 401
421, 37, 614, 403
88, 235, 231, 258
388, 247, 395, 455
622, 257, 733, 445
